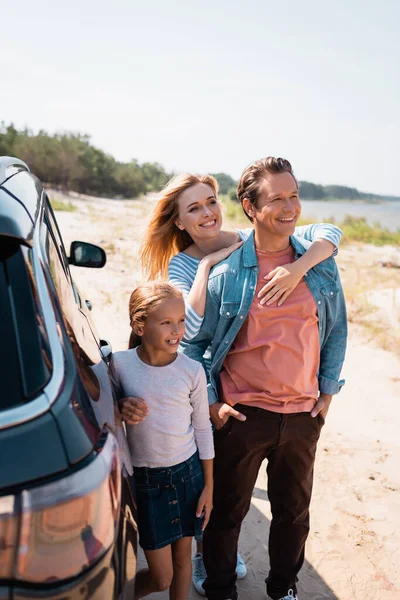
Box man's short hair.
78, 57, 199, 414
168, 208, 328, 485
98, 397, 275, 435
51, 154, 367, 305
237, 157, 298, 222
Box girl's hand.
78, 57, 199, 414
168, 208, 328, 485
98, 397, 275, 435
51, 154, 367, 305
202, 241, 243, 269
119, 396, 148, 425
196, 485, 213, 530
258, 261, 305, 306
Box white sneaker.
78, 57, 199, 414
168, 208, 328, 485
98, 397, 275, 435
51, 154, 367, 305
192, 553, 207, 596
277, 590, 298, 600
192, 552, 248, 595
235, 552, 247, 579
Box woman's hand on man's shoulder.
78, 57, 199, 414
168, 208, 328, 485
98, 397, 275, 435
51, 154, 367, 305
202, 241, 243, 269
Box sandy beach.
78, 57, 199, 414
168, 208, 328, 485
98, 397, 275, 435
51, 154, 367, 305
55, 193, 400, 600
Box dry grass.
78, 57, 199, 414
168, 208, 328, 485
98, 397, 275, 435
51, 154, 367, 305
50, 197, 77, 212
336, 247, 400, 356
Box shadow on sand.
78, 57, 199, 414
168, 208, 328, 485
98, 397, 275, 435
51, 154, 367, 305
236, 483, 338, 600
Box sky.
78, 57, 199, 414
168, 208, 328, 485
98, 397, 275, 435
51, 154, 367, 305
1, 0, 399, 195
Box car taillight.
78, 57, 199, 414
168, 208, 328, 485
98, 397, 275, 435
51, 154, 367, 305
0, 432, 120, 583
0, 495, 18, 579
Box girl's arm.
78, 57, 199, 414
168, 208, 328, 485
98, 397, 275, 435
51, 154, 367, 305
258, 223, 343, 306
168, 242, 242, 341
190, 365, 215, 460
190, 364, 214, 529
197, 458, 213, 529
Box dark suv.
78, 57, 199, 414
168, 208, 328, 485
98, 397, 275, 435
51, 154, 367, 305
0, 157, 137, 599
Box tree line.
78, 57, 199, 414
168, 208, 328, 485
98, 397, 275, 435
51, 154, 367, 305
1, 123, 398, 202
0, 123, 170, 198
298, 181, 399, 202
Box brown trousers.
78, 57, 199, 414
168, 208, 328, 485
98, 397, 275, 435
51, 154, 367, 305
203, 405, 324, 600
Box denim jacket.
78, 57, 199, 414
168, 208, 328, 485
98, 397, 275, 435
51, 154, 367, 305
183, 231, 347, 405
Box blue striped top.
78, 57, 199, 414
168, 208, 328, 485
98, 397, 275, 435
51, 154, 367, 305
168, 223, 342, 343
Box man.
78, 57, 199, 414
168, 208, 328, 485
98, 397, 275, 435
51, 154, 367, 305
184, 157, 347, 600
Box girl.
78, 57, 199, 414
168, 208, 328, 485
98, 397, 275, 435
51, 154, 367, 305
111, 282, 214, 600
138, 173, 343, 594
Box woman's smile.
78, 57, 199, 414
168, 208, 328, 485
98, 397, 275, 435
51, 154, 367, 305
199, 218, 218, 229
176, 182, 223, 240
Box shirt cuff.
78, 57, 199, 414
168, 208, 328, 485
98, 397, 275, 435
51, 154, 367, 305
207, 384, 217, 406
318, 375, 345, 395
198, 449, 215, 460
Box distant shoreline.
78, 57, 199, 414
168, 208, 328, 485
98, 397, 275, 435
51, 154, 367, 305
301, 198, 400, 205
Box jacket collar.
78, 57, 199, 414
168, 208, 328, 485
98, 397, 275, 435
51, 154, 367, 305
243, 229, 308, 267
242, 229, 258, 267
290, 235, 309, 259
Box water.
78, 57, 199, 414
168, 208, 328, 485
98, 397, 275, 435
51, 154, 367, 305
300, 200, 400, 232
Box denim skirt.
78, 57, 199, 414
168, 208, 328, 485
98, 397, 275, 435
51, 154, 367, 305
131, 452, 204, 550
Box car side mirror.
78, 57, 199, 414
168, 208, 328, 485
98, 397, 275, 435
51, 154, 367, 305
100, 339, 112, 362
68, 241, 106, 268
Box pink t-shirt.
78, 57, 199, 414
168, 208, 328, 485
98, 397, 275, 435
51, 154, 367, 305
220, 245, 320, 414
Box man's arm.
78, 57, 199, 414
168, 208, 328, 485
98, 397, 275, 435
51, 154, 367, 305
312, 272, 347, 418
318, 284, 347, 395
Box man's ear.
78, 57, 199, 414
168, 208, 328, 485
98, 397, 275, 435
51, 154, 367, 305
242, 198, 255, 220
175, 219, 185, 231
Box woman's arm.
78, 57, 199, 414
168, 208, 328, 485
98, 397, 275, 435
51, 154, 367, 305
185, 242, 242, 318
294, 223, 342, 256
168, 256, 206, 340
168, 242, 242, 340
258, 223, 343, 306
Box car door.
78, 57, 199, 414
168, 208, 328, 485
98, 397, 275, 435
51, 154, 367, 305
41, 195, 137, 593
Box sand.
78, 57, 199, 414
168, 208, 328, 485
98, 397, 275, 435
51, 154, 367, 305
55, 193, 400, 600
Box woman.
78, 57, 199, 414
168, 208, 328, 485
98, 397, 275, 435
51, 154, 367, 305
138, 172, 342, 595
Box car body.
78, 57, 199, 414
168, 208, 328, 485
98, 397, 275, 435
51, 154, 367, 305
0, 157, 137, 599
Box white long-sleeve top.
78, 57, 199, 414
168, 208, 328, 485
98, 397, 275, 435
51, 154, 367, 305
110, 348, 214, 468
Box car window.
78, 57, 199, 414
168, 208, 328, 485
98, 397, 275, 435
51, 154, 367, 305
40, 214, 102, 367
0, 238, 52, 410
44, 195, 70, 276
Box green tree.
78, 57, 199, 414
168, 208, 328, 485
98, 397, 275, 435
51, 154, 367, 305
211, 172, 237, 195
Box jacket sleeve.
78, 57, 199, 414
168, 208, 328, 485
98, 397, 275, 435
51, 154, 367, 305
318, 274, 348, 395
294, 223, 343, 256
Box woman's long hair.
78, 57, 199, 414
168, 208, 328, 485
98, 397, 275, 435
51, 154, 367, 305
128, 281, 183, 349
140, 173, 219, 280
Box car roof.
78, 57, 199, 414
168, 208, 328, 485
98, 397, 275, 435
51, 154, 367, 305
0, 157, 38, 246
0, 156, 30, 186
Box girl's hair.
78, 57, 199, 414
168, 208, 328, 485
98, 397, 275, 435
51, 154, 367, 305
128, 281, 183, 349
140, 173, 219, 280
